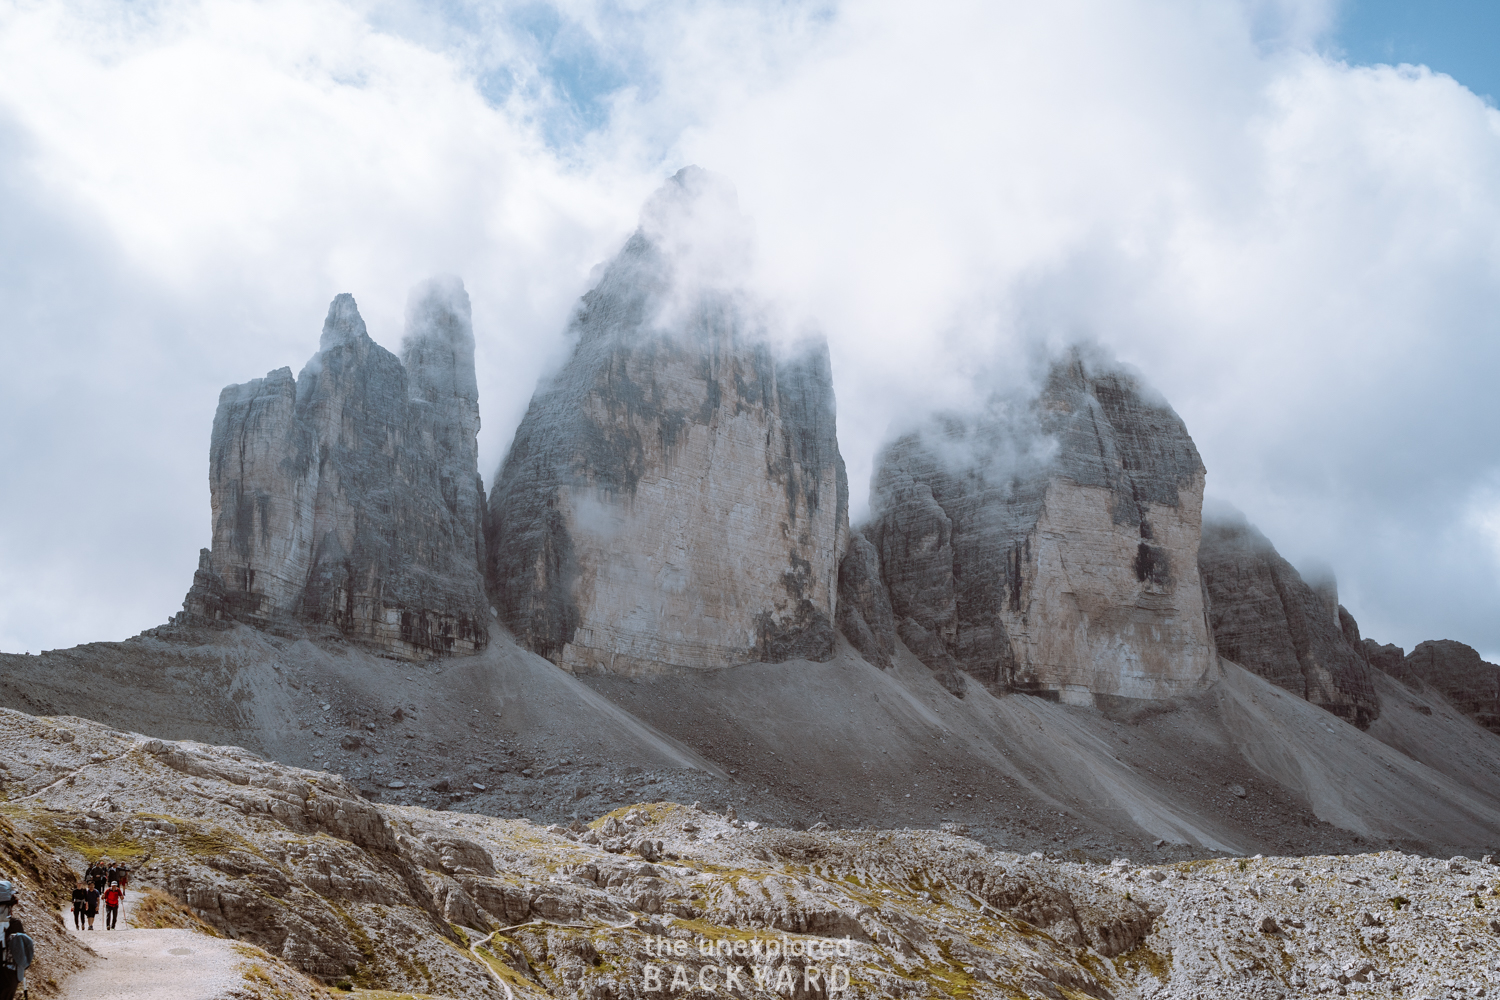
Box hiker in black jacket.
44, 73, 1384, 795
70, 880, 88, 930
86, 860, 107, 892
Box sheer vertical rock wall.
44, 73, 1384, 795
182, 282, 490, 659
486, 169, 848, 674
1197, 513, 1380, 728
862, 352, 1217, 703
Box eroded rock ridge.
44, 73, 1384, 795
179, 279, 490, 659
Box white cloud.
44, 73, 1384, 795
2, 0, 1498, 661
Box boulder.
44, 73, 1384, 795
863, 348, 1216, 702
180, 279, 489, 659
485, 168, 848, 673
1198, 512, 1380, 728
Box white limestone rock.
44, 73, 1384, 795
486, 168, 849, 673
863, 348, 1216, 703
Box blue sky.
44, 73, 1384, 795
1336, 0, 1500, 102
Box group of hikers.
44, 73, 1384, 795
0, 858, 132, 999
70, 858, 131, 932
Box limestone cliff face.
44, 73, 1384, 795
181, 280, 489, 658
1197, 513, 1379, 728
486, 168, 848, 673
862, 351, 1217, 703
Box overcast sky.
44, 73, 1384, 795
2, 0, 1498, 663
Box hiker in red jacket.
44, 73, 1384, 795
102, 882, 122, 930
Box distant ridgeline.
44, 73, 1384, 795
168, 168, 1499, 736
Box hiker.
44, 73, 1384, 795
106, 861, 129, 897
70, 880, 88, 930
85, 859, 106, 893
83, 882, 99, 931
0, 880, 35, 1000
102, 882, 122, 931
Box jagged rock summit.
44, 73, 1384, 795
486, 167, 849, 674
851, 349, 1217, 703
1197, 506, 1380, 728
179, 278, 490, 659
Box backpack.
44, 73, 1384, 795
3, 918, 34, 986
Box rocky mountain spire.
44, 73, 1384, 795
179, 284, 490, 659
859, 347, 1217, 702
486, 168, 849, 673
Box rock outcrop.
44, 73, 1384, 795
1361, 639, 1407, 677
1377, 640, 1500, 734
180, 279, 489, 659
835, 530, 898, 669
486, 168, 848, 674
1197, 512, 1379, 728
861, 350, 1217, 703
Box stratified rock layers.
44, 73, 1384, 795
486, 169, 848, 673
864, 353, 1217, 702
1197, 514, 1379, 728
185, 281, 489, 658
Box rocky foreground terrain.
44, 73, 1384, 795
1, 706, 1498, 1000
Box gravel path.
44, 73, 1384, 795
58, 890, 250, 1000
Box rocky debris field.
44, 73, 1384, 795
0, 707, 1496, 999
7, 618, 1500, 868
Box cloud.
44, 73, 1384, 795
1, 0, 1498, 663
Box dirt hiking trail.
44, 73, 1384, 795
58, 889, 266, 1000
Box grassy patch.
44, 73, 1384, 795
328, 902, 380, 988
474, 941, 540, 992
178, 821, 253, 857
587, 802, 683, 830
1110, 942, 1171, 981
22, 815, 150, 865
129, 886, 221, 935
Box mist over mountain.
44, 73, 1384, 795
5, 2, 1500, 667
3, 170, 1496, 851
6, 6, 1500, 998
0, 165, 1498, 998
